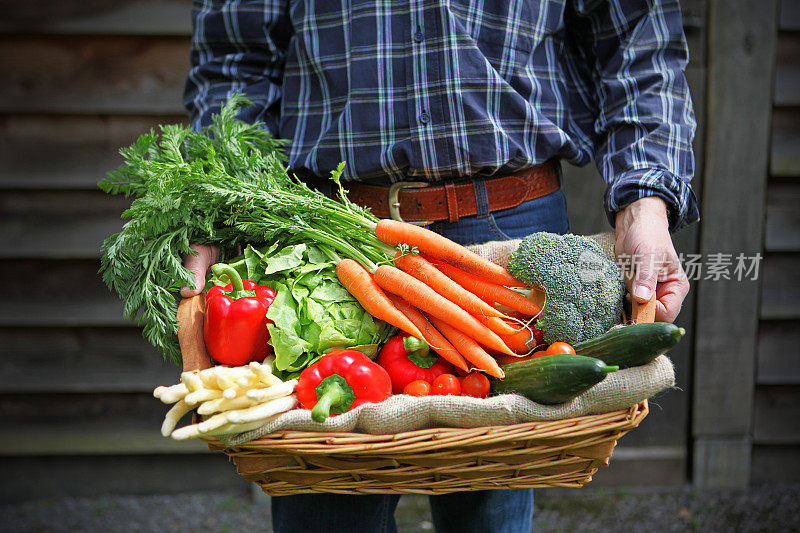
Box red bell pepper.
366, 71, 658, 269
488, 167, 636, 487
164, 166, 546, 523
204, 264, 276, 366
376, 334, 454, 394
297, 350, 392, 422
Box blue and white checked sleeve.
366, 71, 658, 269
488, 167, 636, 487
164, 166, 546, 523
183, 0, 292, 133
569, 0, 700, 231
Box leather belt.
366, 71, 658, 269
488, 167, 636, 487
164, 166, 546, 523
343, 160, 560, 223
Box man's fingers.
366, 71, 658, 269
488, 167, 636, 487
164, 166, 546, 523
180, 245, 219, 297
656, 272, 690, 323
180, 277, 205, 298
655, 289, 682, 323
615, 197, 689, 320
631, 253, 659, 303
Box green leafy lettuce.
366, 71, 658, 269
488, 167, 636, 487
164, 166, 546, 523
211, 242, 394, 379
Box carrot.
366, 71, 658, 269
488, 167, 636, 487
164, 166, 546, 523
427, 315, 505, 379
375, 219, 525, 287
480, 315, 523, 337
393, 252, 520, 337
394, 252, 509, 320
498, 326, 537, 355
385, 294, 469, 372
431, 259, 544, 318
373, 265, 515, 356
335, 259, 424, 341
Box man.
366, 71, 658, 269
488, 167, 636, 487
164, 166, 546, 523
181, 0, 698, 531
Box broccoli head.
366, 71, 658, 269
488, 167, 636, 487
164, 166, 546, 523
506, 232, 625, 346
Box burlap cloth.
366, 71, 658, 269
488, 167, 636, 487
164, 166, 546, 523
223, 233, 675, 446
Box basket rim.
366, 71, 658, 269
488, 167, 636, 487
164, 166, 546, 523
204, 400, 648, 454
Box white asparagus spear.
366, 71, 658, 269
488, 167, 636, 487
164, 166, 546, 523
236, 374, 258, 388
206, 411, 283, 436
226, 395, 298, 424
197, 369, 221, 388
197, 365, 255, 384
170, 423, 204, 441
172, 418, 272, 440
197, 411, 233, 434
197, 395, 258, 415
204, 420, 266, 436
245, 380, 297, 402
184, 388, 223, 405
249, 362, 283, 387
222, 387, 239, 400
181, 371, 204, 392
153, 383, 188, 402
161, 400, 193, 437
215, 371, 237, 391
215, 365, 254, 381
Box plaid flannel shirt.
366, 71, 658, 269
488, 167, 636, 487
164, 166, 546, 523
184, 0, 699, 231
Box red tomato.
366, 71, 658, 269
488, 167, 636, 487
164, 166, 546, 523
403, 380, 432, 397
545, 342, 576, 355
461, 372, 490, 398
530, 323, 545, 347
431, 374, 462, 396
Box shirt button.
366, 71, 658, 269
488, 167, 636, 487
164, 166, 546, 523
413, 28, 424, 42
419, 112, 430, 124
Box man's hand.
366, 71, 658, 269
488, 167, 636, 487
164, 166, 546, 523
180, 244, 219, 298
614, 197, 689, 323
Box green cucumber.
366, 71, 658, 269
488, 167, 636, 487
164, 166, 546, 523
489, 354, 617, 405
573, 322, 685, 369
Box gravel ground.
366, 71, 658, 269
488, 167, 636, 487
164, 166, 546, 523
2, 484, 798, 532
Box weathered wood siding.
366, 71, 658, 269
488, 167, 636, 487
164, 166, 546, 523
751, 0, 800, 485
691, 0, 779, 489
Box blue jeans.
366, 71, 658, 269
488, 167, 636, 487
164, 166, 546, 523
428, 188, 570, 244
272, 187, 570, 533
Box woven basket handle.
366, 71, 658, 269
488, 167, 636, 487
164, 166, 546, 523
177, 295, 214, 373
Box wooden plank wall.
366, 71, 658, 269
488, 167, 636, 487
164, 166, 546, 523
0, 1, 251, 502
0, 0, 749, 500
692, 0, 779, 489
751, 0, 800, 485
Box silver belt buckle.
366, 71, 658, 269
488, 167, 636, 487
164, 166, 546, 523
388, 181, 431, 225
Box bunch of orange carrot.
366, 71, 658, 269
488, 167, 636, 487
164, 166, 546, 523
336, 219, 545, 379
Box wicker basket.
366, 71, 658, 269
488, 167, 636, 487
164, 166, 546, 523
177, 290, 656, 495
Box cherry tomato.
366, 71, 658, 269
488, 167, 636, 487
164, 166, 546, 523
545, 342, 576, 355
461, 372, 490, 398
530, 323, 545, 347
403, 380, 432, 397
531, 350, 548, 358
431, 374, 462, 396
